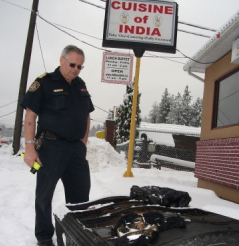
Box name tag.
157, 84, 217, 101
53, 89, 64, 92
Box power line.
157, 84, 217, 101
1, 0, 109, 51
176, 49, 221, 65
79, 0, 105, 9
93, 105, 109, 113
52, 22, 102, 41
1, 0, 31, 11
37, 13, 111, 52
90, 118, 105, 123
35, 22, 47, 72
178, 28, 211, 38
0, 111, 16, 118
0, 100, 17, 108
144, 53, 186, 65
179, 21, 216, 32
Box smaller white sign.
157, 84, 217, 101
101, 52, 134, 84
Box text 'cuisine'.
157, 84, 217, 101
111, 1, 174, 14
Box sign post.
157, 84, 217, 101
123, 55, 142, 177
102, 0, 178, 177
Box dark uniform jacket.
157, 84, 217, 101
21, 67, 94, 141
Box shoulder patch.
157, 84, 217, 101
37, 73, 47, 79
28, 81, 40, 92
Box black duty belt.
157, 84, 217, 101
43, 130, 77, 142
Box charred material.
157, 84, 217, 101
130, 185, 191, 207
112, 211, 186, 246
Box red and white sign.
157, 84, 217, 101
105, 0, 177, 46
101, 52, 134, 85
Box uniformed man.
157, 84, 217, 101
21, 45, 94, 246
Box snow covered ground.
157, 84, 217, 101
0, 137, 239, 246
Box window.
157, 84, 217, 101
214, 67, 239, 128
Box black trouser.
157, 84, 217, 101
35, 137, 90, 241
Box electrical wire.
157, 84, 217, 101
178, 28, 211, 38
0, 111, 16, 118
93, 105, 109, 113
144, 53, 186, 65
176, 49, 221, 65
37, 13, 111, 52
90, 118, 105, 123
35, 22, 47, 72
0, 0, 30, 12
178, 21, 216, 32
0, 100, 17, 108
51, 22, 102, 41
79, 0, 105, 9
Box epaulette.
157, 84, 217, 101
37, 73, 48, 79
28, 73, 48, 92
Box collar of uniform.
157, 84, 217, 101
52, 67, 80, 85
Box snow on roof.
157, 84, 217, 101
151, 154, 195, 169
138, 131, 175, 147
137, 122, 201, 137
183, 10, 239, 73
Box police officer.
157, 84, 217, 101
21, 45, 94, 246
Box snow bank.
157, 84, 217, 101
87, 137, 126, 173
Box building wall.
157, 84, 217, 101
196, 51, 239, 203
201, 52, 239, 140
195, 138, 239, 199
105, 120, 115, 146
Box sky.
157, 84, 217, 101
0, 0, 239, 128
0, 137, 239, 245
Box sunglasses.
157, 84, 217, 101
63, 57, 84, 70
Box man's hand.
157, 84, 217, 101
24, 144, 41, 168
23, 108, 41, 168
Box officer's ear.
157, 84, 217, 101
60, 56, 64, 65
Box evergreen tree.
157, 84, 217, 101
115, 83, 141, 143
158, 88, 171, 123
142, 115, 150, 122
166, 93, 184, 124
181, 85, 192, 126
145, 85, 202, 127
190, 97, 203, 127
149, 101, 159, 123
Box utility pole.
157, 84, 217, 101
12, 0, 39, 154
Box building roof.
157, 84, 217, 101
137, 122, 201, 137
183, 10, 239, 73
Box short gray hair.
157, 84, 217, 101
61, 45, 85, 61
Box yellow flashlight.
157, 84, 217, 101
20, 153, 41, 174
